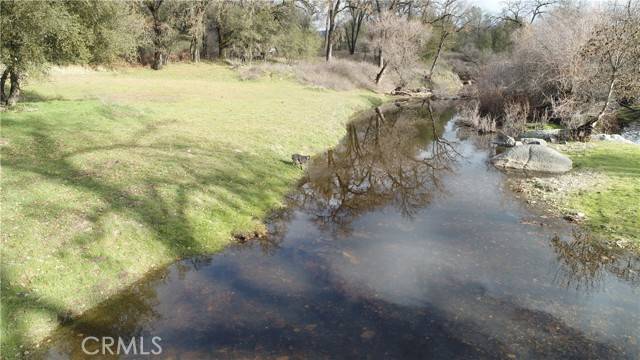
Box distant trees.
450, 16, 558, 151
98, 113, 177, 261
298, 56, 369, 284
324, 0, 346, 61
208, 0, 319, 63
173, 0, 210, 62
0, 0, 141, 106
345, 0, 371, 55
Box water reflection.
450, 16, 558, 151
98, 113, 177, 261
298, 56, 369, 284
42, 101, 640, 359
294, 101, 458, 227
552, 230, 640, 291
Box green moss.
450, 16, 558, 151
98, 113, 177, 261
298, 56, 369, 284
0, 63, 384, 358
562, 142, 640, 246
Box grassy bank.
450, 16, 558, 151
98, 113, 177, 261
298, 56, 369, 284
559, 142, 640, 247
515, 141, 639, 250
0, 63, 383, 357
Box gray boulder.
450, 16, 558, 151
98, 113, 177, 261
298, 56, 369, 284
521, 138, 547, 146
493, 133, 517, 147
492, 145, 572, 173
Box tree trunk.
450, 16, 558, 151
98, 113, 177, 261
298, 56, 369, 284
375, 61, 388, 84
216, 26, 225, 59
325, 7, 334, 62
325, 0, 341, 62
428, 33, 448, 82
326, 42, 333, 62
152, 51, 164, 70
593, 75, 617, 128
0, 68, 9, 104
6, 70, 21, 107
573, 74, 617, 139
147, 0, 165, 70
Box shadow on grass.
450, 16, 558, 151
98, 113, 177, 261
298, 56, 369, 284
1, 105, 295, 357
20, 91, 66, 103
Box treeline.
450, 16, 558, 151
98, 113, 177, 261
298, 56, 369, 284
471, 0, 640, 136
2, 0, 638, 129
0, 0, 481, 106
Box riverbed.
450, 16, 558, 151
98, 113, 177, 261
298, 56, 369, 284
43, 101, 639, 359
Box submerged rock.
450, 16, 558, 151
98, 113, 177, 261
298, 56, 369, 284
492, 145, 572, 173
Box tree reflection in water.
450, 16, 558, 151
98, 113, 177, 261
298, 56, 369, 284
551, 230, 640, 292
291, 101, 460, 229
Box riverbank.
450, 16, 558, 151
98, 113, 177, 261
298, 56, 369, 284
509, 141, 640, 252
0, 63, 384, 357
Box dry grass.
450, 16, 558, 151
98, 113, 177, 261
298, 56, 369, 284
239, 58, 396, 92
502, 100, 529, 137
456, 102, 496, 133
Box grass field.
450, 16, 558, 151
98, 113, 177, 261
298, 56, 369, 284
561, 142, 640, 248
0, 63, 383, 357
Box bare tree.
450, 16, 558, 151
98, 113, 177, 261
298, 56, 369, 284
424, 0, 470, 83
345, 0, 372, 55
370, 12, 431, 87
325, 0, 347, 61
579, 0, 640, 129
498, 0, 557, 26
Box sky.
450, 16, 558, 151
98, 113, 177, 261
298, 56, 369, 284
469, 0, 504, 13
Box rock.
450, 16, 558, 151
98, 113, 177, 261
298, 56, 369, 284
590, 133, 634, 144
492, 145, 572, 173
493, 133, 516, 147
564, 211, 586, 222
520, 138, 547, 146
520, 129, 561, 141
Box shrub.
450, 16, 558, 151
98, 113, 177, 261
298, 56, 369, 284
502, 100, 529, 137
457, 102, 496, 133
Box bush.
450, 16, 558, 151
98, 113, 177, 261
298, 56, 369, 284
502, 100, 529, 137
457, 102, 496, 133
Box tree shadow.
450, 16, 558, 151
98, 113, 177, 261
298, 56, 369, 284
1, 108, 294, 357
19, 90, 66, 103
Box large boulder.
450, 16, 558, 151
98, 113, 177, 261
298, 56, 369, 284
492, 145, 572, 173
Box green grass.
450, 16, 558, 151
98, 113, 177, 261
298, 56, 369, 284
561, 142, 640, 246
0, 63, 384, 358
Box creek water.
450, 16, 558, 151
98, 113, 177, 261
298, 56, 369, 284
44, 101, 639, 359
